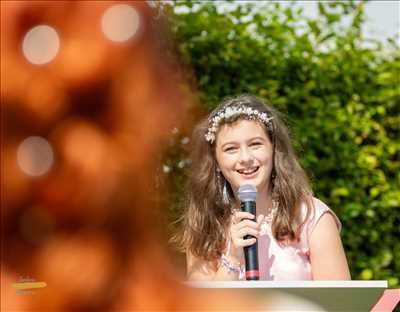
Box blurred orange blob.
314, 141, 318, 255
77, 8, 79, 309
32, 231, 115, 309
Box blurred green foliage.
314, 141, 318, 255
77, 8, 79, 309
161, 0, 399, 286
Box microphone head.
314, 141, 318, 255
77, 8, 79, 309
238, 184, 257, 202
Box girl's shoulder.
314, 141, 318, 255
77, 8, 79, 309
300, 197, 342, 238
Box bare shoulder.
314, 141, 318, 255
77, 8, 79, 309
311, 212, 340, 238
309, 208, 351, 280
305, 197, 342, 232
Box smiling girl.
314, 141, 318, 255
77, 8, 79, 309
176, 94, 350, 281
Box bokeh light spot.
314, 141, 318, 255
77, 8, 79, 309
17, 136, 54, 176
22, 25, 60, 65
101, 4, 140, 42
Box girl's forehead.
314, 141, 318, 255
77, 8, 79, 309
216, 119, 268, 142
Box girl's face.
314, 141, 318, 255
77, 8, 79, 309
215, 119, 273, 196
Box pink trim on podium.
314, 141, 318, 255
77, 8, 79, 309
370, 289, 400, 312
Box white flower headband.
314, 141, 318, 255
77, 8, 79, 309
205, 105, 274, 143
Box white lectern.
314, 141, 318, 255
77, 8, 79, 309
187, 281, 388, 311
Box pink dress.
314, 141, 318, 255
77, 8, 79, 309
239, 197, 341, 280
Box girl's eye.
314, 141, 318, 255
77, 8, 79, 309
224, 146, 237, 152
250, 142, 262, 147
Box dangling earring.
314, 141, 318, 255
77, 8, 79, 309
217, 168, 230, 205
222, 180, 230, 205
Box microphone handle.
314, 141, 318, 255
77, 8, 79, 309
241, 200, 259, 280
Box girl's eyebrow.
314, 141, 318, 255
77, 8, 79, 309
248, 136, 265, 142
220, 136, 266, 148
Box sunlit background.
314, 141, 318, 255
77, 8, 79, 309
2, 1, 399, 310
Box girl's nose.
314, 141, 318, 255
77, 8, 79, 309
238, 147, 254, 164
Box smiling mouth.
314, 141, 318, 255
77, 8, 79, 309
237, 167, 259, 176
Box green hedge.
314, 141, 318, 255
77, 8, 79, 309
162, 0, 400, 286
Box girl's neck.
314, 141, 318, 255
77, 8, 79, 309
256, 188, 273, 216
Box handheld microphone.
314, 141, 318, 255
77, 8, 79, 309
238, 184, 259, 280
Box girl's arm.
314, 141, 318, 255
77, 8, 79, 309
186, 251, 241, 281
309, 212, 351, 280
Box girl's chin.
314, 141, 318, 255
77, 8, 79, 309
232, 180, 269, 192
232, 180, 262, 191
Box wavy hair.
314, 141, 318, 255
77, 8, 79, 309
175, 94, 313, 262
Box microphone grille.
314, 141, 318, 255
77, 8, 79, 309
238, 184, 257, 202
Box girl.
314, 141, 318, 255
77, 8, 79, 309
177, 94, 351, 281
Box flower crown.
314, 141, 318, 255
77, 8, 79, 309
205, 105, 274, 143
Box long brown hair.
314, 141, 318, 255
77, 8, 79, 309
176, 94, 313, 262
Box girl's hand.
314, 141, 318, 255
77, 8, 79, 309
228, 211, 264, 260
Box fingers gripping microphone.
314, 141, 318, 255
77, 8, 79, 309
238, 184, 259, 280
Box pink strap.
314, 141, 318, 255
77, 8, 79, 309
370, 289, 400, 312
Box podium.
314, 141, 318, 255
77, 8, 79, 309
187, 281, 388, 311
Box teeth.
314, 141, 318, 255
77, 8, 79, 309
238, 167, 258, 174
